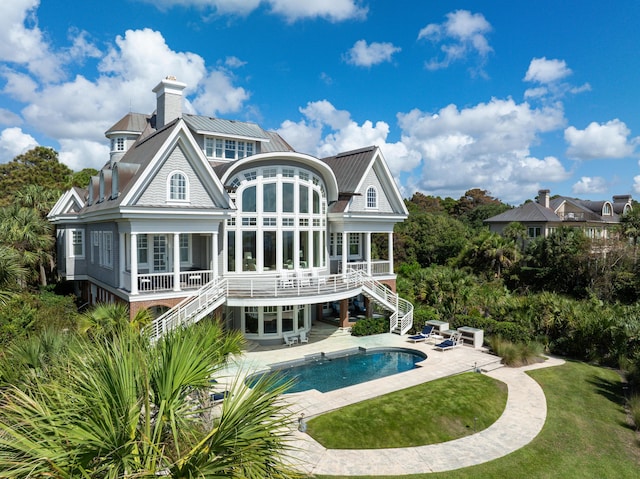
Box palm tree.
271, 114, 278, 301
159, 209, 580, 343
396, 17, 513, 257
0, 204, 54, 286
0, 320, 300, 478
620, 208, 640, 264
503, 221, 527, 251
0, 245, 25, 304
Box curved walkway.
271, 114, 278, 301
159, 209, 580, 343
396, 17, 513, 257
226, 325, 565, 476
287, 355, 564, 476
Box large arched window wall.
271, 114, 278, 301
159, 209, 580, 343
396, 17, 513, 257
226, 166, 327, 273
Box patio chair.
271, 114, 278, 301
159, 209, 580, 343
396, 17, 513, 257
279, 271, 294, 288
299, 330, 309, 343
434, 332, 463, 351
407, 325, 434, 343
283, 333, 298, 347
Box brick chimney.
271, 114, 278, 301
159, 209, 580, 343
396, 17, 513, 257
538, 189, 550, 209
152, 76, 187, 129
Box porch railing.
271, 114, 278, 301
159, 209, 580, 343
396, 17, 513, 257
128, 270, 214, 293
341, 261, 391, 275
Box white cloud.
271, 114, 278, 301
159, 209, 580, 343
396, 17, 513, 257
137, 0, 367, 21
418, 10, 492, 74
396, 97, 569, 202
523, 57, 590, 100
0, 0, 63, 81
1, 27, 250, 171
565, 119, 637, 160
0, 108, 23, 127
344, 40, 401, 67
572, 176, 608, 195
633, 174, 640, 195
58, 138, 109, 171
524, 57, 572, 84
0, 127, 38, 163
276, 100, 419, 177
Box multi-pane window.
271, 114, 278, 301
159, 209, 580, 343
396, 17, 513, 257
102, 232, 113, 268
180, 235, 189, 263
366, 186, 378, 209
138, 235, 148, 264
169, 172, 187, 201
528, 227, 542, 238
112, 137, 125, 152
349, 233, 360, 256
71, 230, 84, 257
205, 137, 255, 159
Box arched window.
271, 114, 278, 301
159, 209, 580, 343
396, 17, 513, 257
366, 186, 378, 209
168, 171, 188, 201
602, 202, 612, 215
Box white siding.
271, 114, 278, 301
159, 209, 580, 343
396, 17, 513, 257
136, 145, 216, 207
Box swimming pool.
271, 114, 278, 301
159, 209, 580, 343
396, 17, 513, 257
246, 347, 427, 393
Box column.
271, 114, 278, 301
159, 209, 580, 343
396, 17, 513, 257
365, 232, 372, 276
212, 230, 219, 280
341, 231, 348, 277
130, 233, 138, 295
173, 233, 180, 291
388, 231, 394, 275
118, 233, 125, 289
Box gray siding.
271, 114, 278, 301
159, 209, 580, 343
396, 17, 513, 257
85, 222, 119, 287
350, 168, 393, 213
137, 145, 216, 207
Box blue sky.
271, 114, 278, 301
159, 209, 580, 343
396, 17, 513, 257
1, 0, 640, 204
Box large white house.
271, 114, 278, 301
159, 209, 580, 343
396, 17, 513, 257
48, 77, 412, 344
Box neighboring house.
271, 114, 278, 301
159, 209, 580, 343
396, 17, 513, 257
48, 77, 411, 344
485, 189, 632, 241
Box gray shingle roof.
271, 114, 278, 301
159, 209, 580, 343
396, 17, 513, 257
484, 201, 560, 223
105, 113, 151, 135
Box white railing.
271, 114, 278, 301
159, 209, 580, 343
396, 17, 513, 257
339, 261, 391, 276
226, 272, 360, 298
145, 278, 228, 342
135, 270, 214, 293
348, 268, 414, 335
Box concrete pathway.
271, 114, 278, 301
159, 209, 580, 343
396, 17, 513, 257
222, 324, 565, 476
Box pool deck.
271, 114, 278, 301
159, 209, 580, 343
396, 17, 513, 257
221, 322, 565, 476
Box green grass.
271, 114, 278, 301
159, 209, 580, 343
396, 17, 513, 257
307, 372, 507, 449
313, 361, 640, 479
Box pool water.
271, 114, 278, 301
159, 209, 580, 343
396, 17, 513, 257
247, 347, 427, 393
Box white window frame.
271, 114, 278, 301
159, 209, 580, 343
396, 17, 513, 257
180, 234, 191, 265
366, 186, 378, 209
69, 229, 85, 258
102, 232, 113, 268
167, 171, 189, 202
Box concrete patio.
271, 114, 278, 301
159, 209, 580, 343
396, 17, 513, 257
219, 321, 564, 476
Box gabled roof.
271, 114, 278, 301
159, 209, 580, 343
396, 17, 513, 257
47, 186, 86, 221
484, 201, 560, 223
320, 147, 376, 194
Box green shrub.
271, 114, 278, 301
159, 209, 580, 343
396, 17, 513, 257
628, 394, 640, 430
350, 316, 388, 336
486, 336, 544, 367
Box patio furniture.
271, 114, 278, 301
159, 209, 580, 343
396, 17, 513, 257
434, 332, 463, 351
407, 325, 434, 343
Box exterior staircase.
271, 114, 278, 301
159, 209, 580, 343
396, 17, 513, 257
145, 278, 227, 342
144, 270, 414, 341
350, 269, 414, 335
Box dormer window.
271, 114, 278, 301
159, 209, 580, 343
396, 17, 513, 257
168, 171, 188, 202
204, 136, 255, 160
602, 202, 612, 215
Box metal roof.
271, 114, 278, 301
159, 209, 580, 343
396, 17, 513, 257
183, 114, 270, 140
320, 146, 376, 193
105, 113, 151, 135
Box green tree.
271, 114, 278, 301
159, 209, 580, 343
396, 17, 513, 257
0, 204, 54, 286
503, 221, 527, 251
0, 147, 73, 207
0, 245, 26, 304
454, 231, 521, 280
619, 207, 640, 264
0, 321, 300, 478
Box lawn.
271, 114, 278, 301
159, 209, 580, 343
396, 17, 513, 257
312, 361, 640, 479
307, 372, 507, 448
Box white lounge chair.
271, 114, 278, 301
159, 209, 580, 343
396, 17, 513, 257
299, 330, 309, 343
434, 332, 463, 351
283, 333, 298, 346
